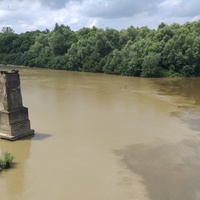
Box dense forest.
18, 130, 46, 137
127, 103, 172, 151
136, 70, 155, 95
1, 21, 200, 77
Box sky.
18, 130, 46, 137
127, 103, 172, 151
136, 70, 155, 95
0, 0, 200, 33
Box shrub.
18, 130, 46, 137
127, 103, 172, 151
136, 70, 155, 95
0, 151, 14, 170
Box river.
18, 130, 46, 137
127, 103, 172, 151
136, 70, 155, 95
0, 66, 200, 200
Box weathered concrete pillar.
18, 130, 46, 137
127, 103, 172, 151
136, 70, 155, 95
0, 70, 34, 140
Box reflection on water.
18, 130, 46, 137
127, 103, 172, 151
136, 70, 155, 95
114, 137, 200, 200
150, 77, 200, 105
153, 78, 200, 133
30, 132, 52, 141
171, 110, 200, 132
0, 66, 200, 200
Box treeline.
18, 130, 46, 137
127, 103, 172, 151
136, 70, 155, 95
1, 21, 200, 77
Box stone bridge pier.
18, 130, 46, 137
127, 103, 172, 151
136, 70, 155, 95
0, 70, 34, 140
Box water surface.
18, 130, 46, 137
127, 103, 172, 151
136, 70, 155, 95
0, 67, 200, 200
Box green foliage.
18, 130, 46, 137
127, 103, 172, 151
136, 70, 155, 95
0, 151, 14, 170
2, 27, 14, 33
141, 53, 162, 77
1, 21, 200, 77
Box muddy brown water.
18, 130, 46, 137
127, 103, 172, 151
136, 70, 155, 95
0, 66, 200, 200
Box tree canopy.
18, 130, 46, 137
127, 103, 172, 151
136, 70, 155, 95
1, 21, 200, 77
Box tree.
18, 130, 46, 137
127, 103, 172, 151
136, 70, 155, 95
66, 44, 82, 71
1, 21, 200, 77
119, 26, 138, 49
103, 50, 123, 74
48, 32, 66, 55
95, 30, 113, 57
141, 53, 162, 77
2, 27, 14, 33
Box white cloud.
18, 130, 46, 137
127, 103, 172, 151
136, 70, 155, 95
172, 0, 200, 17
160, 0, 181, 7
80, 0, 162, 19
0, 0, 199, 33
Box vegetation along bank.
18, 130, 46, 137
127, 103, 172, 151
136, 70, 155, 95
1, 21, 200, 77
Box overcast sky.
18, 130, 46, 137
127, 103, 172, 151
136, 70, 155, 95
0, 0, 200, 33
